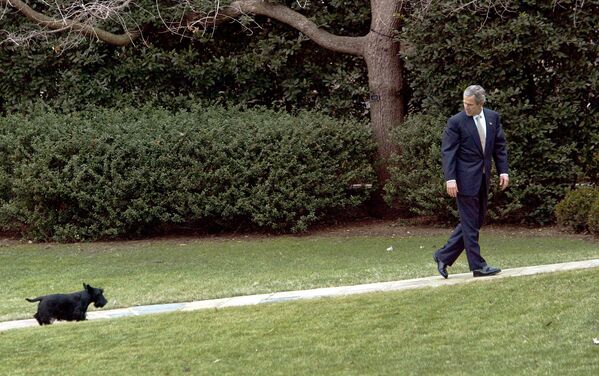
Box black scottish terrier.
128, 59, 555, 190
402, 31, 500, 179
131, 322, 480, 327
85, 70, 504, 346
26, 283, 107, 325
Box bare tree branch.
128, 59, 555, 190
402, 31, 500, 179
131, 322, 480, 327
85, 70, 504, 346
2, 0, 366, 55
187, 0, 366, 56
163, 0, 262, 40
0, 0, 140, 46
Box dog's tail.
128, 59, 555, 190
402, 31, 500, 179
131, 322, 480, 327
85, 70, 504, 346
26, 297, 42, 303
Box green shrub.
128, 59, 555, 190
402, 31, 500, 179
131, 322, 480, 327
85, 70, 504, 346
383, 113, 456, 222
555, 186, 599, 232
0, 106, 376, 241
588, 196, 599, 236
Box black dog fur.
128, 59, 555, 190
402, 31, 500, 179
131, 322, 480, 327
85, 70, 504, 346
26, 283, 107, 325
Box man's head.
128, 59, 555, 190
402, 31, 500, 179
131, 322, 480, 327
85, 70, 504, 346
463, 85, 486, 117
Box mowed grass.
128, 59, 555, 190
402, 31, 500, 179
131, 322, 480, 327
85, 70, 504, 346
1, 269, 598, 375
1, 230, 598, 322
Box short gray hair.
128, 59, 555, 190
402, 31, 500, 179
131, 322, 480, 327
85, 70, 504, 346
464, 85, 486, 105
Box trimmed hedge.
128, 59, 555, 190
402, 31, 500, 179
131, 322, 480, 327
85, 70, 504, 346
555, 186, 599, 234
588, 197, 599, 236
0, 106, 376, 241
383, 113, 456, 222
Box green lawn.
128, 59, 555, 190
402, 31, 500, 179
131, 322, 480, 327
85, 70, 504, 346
1, 269, 598, 375
1, 230, 598, 322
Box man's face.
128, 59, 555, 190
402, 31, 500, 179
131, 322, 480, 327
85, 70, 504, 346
463, 95, 483, 117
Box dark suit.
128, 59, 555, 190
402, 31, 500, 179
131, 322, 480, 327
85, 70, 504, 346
437, 108, 508, 270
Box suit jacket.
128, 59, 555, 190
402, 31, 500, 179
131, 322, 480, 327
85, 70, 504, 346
442, 108, 508, 196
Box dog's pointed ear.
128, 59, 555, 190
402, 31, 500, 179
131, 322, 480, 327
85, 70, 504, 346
84, 283, 90, 291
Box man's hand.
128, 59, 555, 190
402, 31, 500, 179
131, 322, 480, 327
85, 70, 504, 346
499, 175, 509, 190
446, 180, 458, 198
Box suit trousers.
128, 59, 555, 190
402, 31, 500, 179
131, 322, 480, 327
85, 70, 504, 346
437, 175, 488, 270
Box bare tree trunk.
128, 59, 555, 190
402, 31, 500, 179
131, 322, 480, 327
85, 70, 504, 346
362, 1, 405, 215
364, 35, 403, 182
365, 0, 404, 177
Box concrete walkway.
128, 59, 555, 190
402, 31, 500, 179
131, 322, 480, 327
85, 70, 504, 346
2, 259, 599, 332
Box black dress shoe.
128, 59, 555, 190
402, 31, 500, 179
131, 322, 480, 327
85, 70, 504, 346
473, 265, 501, 277
433, 254, 448, 279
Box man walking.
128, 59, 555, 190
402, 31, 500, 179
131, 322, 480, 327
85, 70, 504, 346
433, 85, 509, 278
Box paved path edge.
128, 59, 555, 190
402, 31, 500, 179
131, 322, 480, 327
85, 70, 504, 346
2, 258, 598, 332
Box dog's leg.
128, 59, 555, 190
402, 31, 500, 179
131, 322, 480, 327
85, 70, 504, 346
77, 292, 90, 321
36, 312, 52, 325
73, 306, 87, 321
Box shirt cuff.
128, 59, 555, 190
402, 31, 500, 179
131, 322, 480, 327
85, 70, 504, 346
446, 180, 456, 184
500, 174, 508, 177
